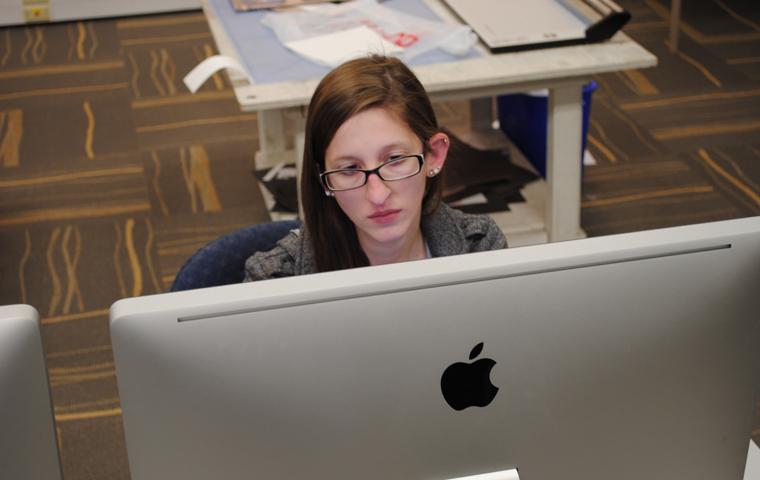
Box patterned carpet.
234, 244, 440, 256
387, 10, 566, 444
0, 1, 758, 478
581, 0, 760, 235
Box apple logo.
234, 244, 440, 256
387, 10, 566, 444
440, 342, 499, 411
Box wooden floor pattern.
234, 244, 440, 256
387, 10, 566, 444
0, 1, 759, 478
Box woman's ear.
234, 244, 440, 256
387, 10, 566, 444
426, 132, 449, 177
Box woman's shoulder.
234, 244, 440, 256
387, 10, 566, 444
243, 228, 305, 282
425, 203, 508, 255
446, 204, 501, 233
449, 205, 508, 251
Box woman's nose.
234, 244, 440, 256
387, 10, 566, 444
365, 172, 391, 205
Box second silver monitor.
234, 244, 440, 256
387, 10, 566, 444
0, 304, 62, 480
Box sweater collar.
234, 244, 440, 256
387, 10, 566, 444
421, 203, 465, 258
296, 202, 463, 273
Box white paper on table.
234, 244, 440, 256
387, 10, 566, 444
283, 25, 404, 67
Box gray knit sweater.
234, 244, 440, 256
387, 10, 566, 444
243, 203, 507, 282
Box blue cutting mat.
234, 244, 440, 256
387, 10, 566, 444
208, 0, 481, 84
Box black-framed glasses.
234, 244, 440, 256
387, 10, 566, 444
319, 154, 424, 193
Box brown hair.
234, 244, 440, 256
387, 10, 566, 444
301, 55, 444, 273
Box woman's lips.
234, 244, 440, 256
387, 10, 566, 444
368, 209, 401, 223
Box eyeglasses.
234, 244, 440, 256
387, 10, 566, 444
319, 154, 424, 193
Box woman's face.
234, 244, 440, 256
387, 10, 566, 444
324, 107, 438, 251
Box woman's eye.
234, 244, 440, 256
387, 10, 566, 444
386, 156, 409, 167
331, 164, 357, 171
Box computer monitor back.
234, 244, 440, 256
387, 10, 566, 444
111, 217, 760, 479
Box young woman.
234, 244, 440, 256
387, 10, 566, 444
244, 55, 506, 281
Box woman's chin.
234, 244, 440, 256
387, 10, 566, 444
361, 222, 410, 247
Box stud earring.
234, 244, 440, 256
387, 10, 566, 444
428, 167, 440, 177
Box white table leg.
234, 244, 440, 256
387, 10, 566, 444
255, 108, 304, 220
255, 108, 289, 170
294, 116, 305, 219
546, 83, 584, 242
469, 97, 495, 131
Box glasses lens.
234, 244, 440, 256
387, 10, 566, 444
378, 155, 421, 181
324, 169, 364, 191
323, 155, 422, 191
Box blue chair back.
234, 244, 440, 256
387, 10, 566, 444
170, 220, 301, 291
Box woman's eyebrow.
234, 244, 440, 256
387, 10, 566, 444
379, 143, 414, 155
327, 142, 418, 166
326, 155, 362, 166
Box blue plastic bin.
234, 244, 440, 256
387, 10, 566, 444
497, 81, 597, 178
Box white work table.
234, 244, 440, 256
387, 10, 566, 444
201, 0, 657, 245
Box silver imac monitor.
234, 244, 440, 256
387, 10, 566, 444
111, 217, 760, 480
0, 304, 63, 480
